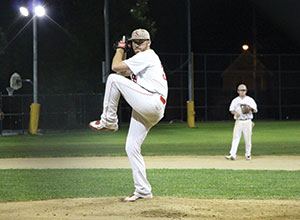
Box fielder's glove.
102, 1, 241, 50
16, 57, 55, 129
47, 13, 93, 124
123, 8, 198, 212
113, 36, 131, 52
241, 104, 252, 114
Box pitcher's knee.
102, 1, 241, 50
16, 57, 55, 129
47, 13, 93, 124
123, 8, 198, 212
107, 73, 117, 82
108, 73, 123, 81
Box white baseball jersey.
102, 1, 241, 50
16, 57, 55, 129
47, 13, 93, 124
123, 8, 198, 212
229, 96, 257, 120
98, 48, 168, 199
123, 49, 168, 98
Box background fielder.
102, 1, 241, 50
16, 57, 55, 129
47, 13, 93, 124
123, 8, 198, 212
226, 84, 257, 160
89, 29, 168, 202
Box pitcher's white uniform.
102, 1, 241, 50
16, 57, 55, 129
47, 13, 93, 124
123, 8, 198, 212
99, 50, 167, 200
90, 28, 168, 201
228, 95, 257, 159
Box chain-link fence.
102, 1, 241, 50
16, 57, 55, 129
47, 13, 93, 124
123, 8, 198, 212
1, 53, 300, 133
0, 93, 103, 133
162, 52, 300, 121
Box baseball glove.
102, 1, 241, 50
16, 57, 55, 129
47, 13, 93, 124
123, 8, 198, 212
113, 36, 131, 52
241, 104, 252, 114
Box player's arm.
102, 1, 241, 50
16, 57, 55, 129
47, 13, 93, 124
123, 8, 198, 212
249, 99, 258, 113
231, 110, 240, 118
251, 104, 258, 113
231, 110, 239, 116
111, 49, 130, 72
229, 100, 240, 118
111, 36, 131, 75
112, 51, 131, 76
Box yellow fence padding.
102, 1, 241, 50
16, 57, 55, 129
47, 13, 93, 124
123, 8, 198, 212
29, 103, 40, 134
187, 101, 195, 128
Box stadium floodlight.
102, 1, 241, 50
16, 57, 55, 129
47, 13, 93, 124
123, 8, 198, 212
18, 5, 46, 103
34, 6, 46, 17
242, 44, 249, 51
19, 7, 29, 17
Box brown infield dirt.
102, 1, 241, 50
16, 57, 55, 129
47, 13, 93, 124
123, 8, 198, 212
0, 156, 299, 220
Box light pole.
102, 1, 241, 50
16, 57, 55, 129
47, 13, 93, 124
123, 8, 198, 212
104, 0, 110, 83
186, 0, 195, 127
19, 5, 45, 103
19, 5, 45, 134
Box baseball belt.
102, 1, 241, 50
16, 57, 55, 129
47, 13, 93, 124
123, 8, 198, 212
138, 84, 166, 104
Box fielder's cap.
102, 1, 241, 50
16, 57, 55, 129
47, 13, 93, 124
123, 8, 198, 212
237, 84, 247, 90
128, 29, 150, 41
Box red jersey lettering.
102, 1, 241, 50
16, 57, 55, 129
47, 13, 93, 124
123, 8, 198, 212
161, 63, 167, 80
131, 74, 137, 83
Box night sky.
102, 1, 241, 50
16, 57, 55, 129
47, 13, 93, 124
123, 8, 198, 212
150, 0, 300, 53
1, 0, 300, 51
1, 0, 300, 94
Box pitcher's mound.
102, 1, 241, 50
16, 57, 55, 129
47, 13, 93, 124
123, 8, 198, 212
0, 197, 299, 220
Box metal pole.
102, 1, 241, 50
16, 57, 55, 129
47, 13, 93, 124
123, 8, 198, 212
204, 55, 208, 121
102, 61, 106, 83
104, 0, 110, 82
278, 55, 282, 120
33, 15, 38, 103
252, 7, 257, 99
0, 92, 2, 136
187, 0, 192, 101
186, 0, 195, 127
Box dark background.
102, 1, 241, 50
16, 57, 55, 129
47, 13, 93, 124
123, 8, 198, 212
1, 0, 300, 129
1, 0, 300, 94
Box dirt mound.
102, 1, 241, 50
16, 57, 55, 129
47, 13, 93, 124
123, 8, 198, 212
0, 197, 299, 220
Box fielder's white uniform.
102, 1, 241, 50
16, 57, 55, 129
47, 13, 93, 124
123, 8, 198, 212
101, 49, 168, 198
228, 96, 257, 158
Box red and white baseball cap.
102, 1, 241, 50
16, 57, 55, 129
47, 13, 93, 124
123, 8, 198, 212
128, 29, 150, 41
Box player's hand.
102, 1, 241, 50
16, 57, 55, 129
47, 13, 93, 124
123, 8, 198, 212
235, 113, 240, 118
113, 35, 131, 52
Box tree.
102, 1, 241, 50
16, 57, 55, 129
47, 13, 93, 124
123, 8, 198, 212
130, 0, 157, 37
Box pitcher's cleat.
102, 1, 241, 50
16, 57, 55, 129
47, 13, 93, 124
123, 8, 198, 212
89, 120, 118, 132
225, 155, 236, 160
123, 194, 140, 202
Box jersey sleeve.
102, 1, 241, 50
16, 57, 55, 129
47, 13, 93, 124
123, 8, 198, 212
229, 99, 235, 111
249, 98, 258, 112
123, 51, 150, 75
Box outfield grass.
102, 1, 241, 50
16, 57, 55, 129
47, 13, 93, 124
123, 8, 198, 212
0, 121, 299, 202
0, 169, 299, 202
0, 121, 299, 158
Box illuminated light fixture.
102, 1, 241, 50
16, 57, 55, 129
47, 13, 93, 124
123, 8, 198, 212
19, 7, 29, 16
34, 6, 46, 17
242, 44, 249, 51
19, 5, 47, 104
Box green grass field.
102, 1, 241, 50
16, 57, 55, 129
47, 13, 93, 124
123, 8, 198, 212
0, 121, 299, 202
0, 169, 299, 202
0, 121, 299, 158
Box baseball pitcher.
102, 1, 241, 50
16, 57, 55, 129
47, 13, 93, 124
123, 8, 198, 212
89, 29, 168, 202
225, 84, 257, 160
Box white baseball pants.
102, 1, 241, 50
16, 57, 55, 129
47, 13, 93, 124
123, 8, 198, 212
229, 120, 253, 158
101, 74, 165, 198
